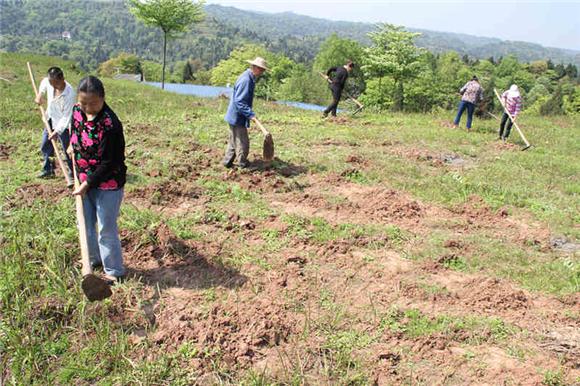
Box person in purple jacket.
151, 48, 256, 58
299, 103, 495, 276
223, 57, 268, 169
499, 84, 523, 142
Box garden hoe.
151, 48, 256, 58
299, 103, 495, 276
72, 161, 112, 301
319, 72, 364, 116
26, 62, 74, 187
253, 118, 275, 161
494, 88, 532, 151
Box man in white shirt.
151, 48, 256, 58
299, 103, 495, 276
35, 67, 76, 178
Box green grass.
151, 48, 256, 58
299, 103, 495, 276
1, 52, 579, 384
379, 307, 516, 344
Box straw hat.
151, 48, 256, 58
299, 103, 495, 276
247, 57, 269, 71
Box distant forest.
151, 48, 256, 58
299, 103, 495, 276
1, 0, 578, 115
1, 0, 579, 71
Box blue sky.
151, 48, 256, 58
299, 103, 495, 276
206, 0, 580, 51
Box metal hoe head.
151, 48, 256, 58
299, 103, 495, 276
263, 133, 275, 161
82, 274, 113, 301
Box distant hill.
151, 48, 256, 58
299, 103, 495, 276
1, 1, 578, 69
205, 5, 580, 66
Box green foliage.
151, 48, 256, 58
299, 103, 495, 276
128, 0, 205, 37
435, 52, 472, 109
276, 65, 328, 105
2, 0, 580, 75
540, 84, 564, 115
529, 60, 548, 75
405, 69, 444, 112
563, 85, 580, 115
359, 77, 395, 109
475, 76, 496, 117
363, 24, 424, 111
141, 60, 163, 82
128, 0, 205, 88
210, 44, 299, 100
182, 60, 194, 82
98, 53, 142, 78
527, 83, 550, 107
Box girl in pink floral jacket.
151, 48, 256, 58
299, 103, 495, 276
70, 76, 127, 282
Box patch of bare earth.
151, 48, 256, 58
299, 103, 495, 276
391, 145, 475, 168
126, 180, 206, 214
119, 223, 302, 372
103, 155, 575, 382
5, 182, 70, 209
0, 143, 13, 160
255, 174, 576, 382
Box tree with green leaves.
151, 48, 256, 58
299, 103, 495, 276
210, 44, 298, 100
128, 0, 204, 89
540, 84, 564, 115
182, 60, 194, 82
363, 23, 423, 111
98, 53, 142, 78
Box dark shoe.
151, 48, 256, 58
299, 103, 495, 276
223, 161, 233, 169
38, 170, 55, 179
91, 261, 103, 270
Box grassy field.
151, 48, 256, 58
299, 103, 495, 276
1, 53, 579, 385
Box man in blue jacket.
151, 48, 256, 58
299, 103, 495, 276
223, 57, 268, 169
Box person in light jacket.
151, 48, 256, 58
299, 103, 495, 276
498, 84, 523, 142
35, 66, 76, 179
453, 75, 483, 131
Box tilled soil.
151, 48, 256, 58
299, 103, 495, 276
81, 145, 579, 383
5, 182, 71, 209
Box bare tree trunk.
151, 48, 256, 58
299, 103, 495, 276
162, 32, 167, 90
393, 79, 404, 112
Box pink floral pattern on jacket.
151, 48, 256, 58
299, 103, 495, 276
70, 103, 126, 190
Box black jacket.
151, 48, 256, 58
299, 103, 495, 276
326, 66, 349, 90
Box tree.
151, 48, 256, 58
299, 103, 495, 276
527, 83, 550, 107
128, 0, 204, 89
529, 60, 548, 75
182, 60, 194, 82
540, 84, 564, 115
565, 63, 578, 79
563, 86, 580, 115
436, 52, 470, 109
554, 63, 566, 80
98, 53, 142, 78
210, 44, 299, 100
476, 77, 496, 118
277, 65, 328, 105
363, 24, 423, 111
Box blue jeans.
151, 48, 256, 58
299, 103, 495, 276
82, 188, 125, 277
40, 122, 72, 173
453, 100, 475, 129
